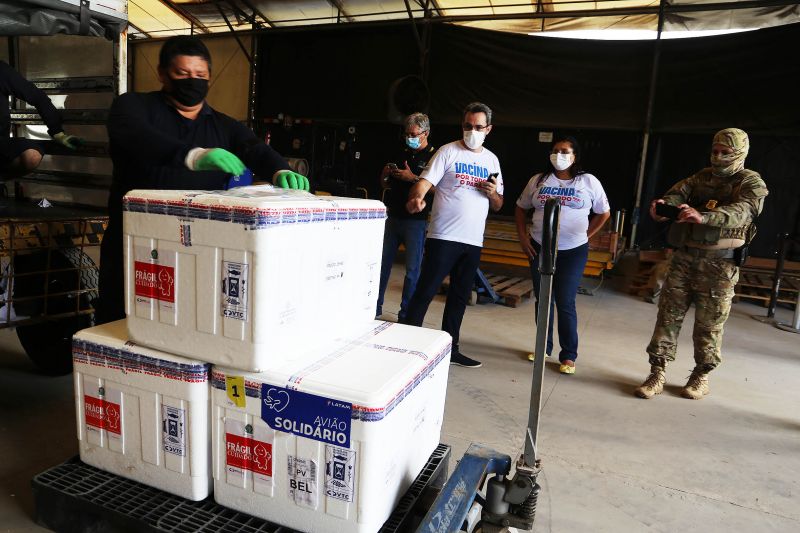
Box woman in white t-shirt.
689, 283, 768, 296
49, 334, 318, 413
515, 136, 611, 374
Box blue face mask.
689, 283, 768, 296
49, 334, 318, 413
406, 136, 421, 149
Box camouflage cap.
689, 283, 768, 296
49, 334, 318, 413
711, 128, 748, 177
712, 128, 749, 157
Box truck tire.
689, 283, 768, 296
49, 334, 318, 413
17, 314, 92, 375
13, 249, 99, 375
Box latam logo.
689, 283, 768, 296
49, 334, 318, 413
226, 432, 272, 476
84, 395, 121, 435
134, 261, 175, 303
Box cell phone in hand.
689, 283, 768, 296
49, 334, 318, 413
655, 203, 682, 220
486, 172, 498, 185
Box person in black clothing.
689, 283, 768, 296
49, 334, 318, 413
96, 36, 308, 324
0, 60, 82, 177
375, 112, 435, 320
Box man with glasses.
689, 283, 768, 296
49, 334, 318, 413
376, 112, 436, 320
401, 102, 503, 368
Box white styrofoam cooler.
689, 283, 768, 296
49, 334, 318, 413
122, 186, 386, 371
211, 321, 451, 533
72, 320, 212, 501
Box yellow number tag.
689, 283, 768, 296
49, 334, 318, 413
225, 375, 246, 407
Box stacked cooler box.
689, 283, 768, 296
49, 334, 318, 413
72, 320, 212, 500
72, 185, 452, 529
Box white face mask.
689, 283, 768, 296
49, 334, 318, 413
550, 153, 574, 171
463, 130, 486, 150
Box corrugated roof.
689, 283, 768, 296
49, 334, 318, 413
126, 1, 800, 39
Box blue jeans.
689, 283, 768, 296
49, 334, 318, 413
376, 217, 427, 320
401, 238, 482, 356
529, 241, 589, 363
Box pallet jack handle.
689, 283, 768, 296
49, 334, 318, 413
415, 199, 560, 533
524, 197, 560, 467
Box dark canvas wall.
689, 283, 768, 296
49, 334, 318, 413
257, 25, 419, 121
652, 22, 800, 135
425, 25, 653, 129
256, 22, 800, 259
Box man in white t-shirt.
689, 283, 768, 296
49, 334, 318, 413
401, 102, 504, 368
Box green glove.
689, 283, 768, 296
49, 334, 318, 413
52, 132, 83, 150
194, 148, 246, 175
273, 170, 310, 191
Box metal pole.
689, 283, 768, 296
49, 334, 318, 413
247, 32, 258, 130
114, 29, 128, 95
776, 289, 800, 333
524, 197, 560, 468
767, 233, 789, 319
629, 0, 665, 248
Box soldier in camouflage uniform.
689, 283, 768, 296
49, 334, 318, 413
635, 128, 768, 400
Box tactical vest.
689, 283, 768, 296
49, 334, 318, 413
667, 168, 758, 248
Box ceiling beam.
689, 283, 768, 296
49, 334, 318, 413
327, 0, 355, 23
237, 0, 274, 28
158, 0, 210, 33
428, 0, 800, 23
414, 0, 443, 17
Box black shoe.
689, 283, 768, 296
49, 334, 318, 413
451, 352, 482, 368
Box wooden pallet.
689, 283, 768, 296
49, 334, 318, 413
627, 249, 670, 296
441, 273, 535, 308
482, 218, 621, 277
485, 274, 535, 307
735, 268, 799, 307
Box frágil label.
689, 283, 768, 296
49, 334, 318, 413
134, 261, 175, 303
84, 386, 122, 438
260, 385, 352, 447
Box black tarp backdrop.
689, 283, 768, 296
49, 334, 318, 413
256, 22, 800, 259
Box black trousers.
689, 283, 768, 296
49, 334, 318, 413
401, 238, 482, 355
95, 222, 125, 325
0, 137, 43, 169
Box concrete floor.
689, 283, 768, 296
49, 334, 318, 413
1, 257, 799, 532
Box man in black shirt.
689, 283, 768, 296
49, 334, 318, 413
97, 36, 308, 323
0, 61, 82, 177
375, 112, 435, 320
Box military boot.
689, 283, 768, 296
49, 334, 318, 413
681, 370, 710, 400
634, 365, 666, 399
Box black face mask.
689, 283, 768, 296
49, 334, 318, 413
167, 77, 208, 106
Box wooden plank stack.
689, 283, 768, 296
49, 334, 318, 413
481, 218, 623, 277
734, 257, 800, 308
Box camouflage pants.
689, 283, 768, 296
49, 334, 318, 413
646, 250, 739, 372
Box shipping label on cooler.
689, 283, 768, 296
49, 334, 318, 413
225, 419, 273, 490
288, 455, 318, 509
221, 261, 249, 321
134, 261, 175, 302
133, 246, 177, 322
325, 445, 356, 503
162, 405, 186, 457
84, 383, 122, 438
260, 385, 352, 447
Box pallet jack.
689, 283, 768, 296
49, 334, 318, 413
416, 198, 561, 533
